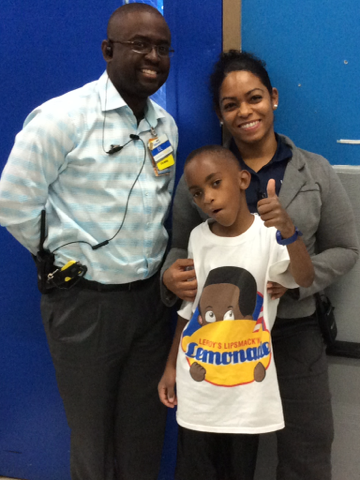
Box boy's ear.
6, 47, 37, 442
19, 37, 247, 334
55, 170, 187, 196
238, 170, 251, 190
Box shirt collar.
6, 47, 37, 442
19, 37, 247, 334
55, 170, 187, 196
98, 71, 166, 123
230, 133, 292, 171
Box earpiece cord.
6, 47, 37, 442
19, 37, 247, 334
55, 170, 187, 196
52, 136, 147, 253
105, 136, 147, 243
52, 240, 94, 253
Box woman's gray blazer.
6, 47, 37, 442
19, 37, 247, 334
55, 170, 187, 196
161, 134, 359, 319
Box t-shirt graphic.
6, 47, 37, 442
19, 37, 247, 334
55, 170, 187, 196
181, 266, 270, 387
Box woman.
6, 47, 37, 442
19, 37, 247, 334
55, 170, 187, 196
161, 51, 359, 480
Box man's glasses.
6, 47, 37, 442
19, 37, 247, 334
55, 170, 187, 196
108, 39, 174, 58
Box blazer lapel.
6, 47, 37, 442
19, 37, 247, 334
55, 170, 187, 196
279, 148, 306, 210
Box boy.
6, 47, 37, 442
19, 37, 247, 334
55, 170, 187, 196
158, 145, 314, 480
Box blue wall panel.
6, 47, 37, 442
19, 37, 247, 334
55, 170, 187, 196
0, 0, 222, 479
164, 0, 222, 180
242, 0, 360, 166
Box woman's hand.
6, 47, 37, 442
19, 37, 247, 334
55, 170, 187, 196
257, 179, 295, 238
158, 366, 177, 408
163, 259, 198, 301
267, 281, 288, 300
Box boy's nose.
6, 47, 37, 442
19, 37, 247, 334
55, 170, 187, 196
203, 191, 214, 204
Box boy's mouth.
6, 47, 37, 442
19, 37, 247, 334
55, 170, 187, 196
211, 208, 222, 216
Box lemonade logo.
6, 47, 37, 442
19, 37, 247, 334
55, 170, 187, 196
181, 266, 271, 386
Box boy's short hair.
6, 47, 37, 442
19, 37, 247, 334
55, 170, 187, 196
202, 266, 257, 317
185, 145, 240, 170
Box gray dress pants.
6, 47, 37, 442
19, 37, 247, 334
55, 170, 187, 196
41, 273, 170, 480
272, 315, 334, 480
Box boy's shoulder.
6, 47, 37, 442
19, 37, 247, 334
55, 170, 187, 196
189, 219, 210, 239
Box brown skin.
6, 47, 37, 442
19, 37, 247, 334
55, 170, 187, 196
101, 10, 171, 121
258, 179, 314, 288
217, 70, 279, 172
158, 315, 187, 408
162, 258, 197, 302
185, 153, 253, 238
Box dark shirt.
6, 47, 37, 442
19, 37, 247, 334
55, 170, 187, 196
229, 133, 293, 213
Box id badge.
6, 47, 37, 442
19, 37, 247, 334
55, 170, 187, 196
148, 134, 175, 176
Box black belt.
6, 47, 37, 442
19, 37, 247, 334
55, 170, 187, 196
77, 274, 156, 292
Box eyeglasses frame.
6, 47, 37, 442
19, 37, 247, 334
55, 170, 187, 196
108, 39, 174, 58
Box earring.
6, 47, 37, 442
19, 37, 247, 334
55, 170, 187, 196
273, 104, 278, 109
220, 120, 223, 126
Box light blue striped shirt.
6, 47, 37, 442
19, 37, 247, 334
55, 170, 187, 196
0, 71, 178, 284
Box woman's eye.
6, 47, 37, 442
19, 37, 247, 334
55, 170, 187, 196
251, 95, 262, 102
223, 104, 235, 111
223, 310, 235, 320
205, 311, 216, 323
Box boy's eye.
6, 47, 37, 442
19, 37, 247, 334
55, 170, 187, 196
192, 190, 202, 199
213, 180, 221, 188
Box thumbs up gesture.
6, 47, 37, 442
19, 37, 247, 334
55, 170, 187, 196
257, 179, 295, 238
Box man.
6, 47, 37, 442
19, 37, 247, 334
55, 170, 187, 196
0, 4, 178, 480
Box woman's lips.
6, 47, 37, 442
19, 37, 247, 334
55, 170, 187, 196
239, 120, 260, 131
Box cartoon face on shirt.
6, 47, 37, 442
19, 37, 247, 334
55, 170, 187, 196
198, 283, 253, 326
182, 266, 268, 385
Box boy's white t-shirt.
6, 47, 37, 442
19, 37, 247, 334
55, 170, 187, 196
176, 215, 298, 434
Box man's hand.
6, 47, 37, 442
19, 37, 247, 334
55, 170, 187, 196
158, 367, 177, 408
163, 259, 197, 301
257, 179, 295, 238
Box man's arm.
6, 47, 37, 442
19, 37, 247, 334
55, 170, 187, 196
0, 106, 75, 253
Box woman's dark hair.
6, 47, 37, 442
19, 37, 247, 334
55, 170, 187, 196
210, 50, 273, 109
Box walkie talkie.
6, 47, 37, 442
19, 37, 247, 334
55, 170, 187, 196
33, 209, 56, 293
33, 209, 88, 292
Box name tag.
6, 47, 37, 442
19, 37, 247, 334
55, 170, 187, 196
148, 134, 175, 176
